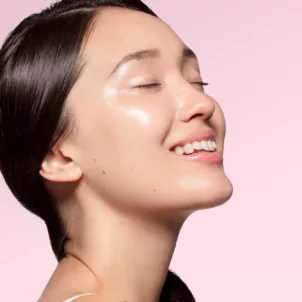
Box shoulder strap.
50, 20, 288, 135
64, 293, 93, 302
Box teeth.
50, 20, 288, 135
184, 144, 194, 154
200, 140, 208, 150
207, 140, 216, 151
207, 140, 213, 151
174, 146, 185, 155
173, 139, 217, 155
192, 141, 203, 150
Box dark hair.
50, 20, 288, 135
0, 1, 195, 300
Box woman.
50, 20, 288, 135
0, 0, 233, 301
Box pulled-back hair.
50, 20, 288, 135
0, 1, 195, 300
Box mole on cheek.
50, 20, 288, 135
102, 170, 106, 175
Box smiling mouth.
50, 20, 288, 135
172, 139, 217, 155
169, 138, 222, 164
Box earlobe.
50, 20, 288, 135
39, 150, 82, 183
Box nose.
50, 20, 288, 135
176, 85, 215, 123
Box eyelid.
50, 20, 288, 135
136, 82, 162, 90
128, 75, 159, 85
189, 79, 208, 85
193, 81, 208, 85
134, 81, 208, 89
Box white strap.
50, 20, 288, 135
64, 293, 93, 302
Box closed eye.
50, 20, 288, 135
191, 81, 209, 91
136, 83, 162, 91
191, 81, 208, 87
136, 81, 208, 91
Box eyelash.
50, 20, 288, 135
137, 81, 209, 90
193, 81, 209, 88
137, 83, 162, 89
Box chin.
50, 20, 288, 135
176, 173, 234, 212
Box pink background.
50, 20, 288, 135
1, 0, 301, 301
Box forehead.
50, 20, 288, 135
83, 7, 184, 66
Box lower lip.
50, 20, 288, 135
177, 150, 223, 164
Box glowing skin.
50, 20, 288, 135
39, 7, 233, 302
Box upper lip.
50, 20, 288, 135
169, 128, 216, 150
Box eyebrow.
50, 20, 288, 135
108, 46, 198, 78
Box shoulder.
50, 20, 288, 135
66, 296, 98, 302
64, 294, 123, 302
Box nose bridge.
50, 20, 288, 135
174, 82, 215, 122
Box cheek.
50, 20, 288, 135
216, 105, 226, 130
124, 107, 154, 128
109, 101, 174, 146
72, 101, 176, 209
211, 100, 226, 133
74, 99, 173, 163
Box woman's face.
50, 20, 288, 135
64, 7, 233, 214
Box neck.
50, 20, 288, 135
65, 203, 185, 302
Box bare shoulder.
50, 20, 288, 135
69, 294, 125, 302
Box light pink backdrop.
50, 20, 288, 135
1, 0, 301, 301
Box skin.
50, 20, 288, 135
38, 7, 233, 302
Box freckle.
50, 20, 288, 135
93, 158, 96, 162
153, 189, 156, 192
102, 170, 106, 175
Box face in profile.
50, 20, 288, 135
42, 7, 233, 216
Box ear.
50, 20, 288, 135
39, 146, 82, 183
